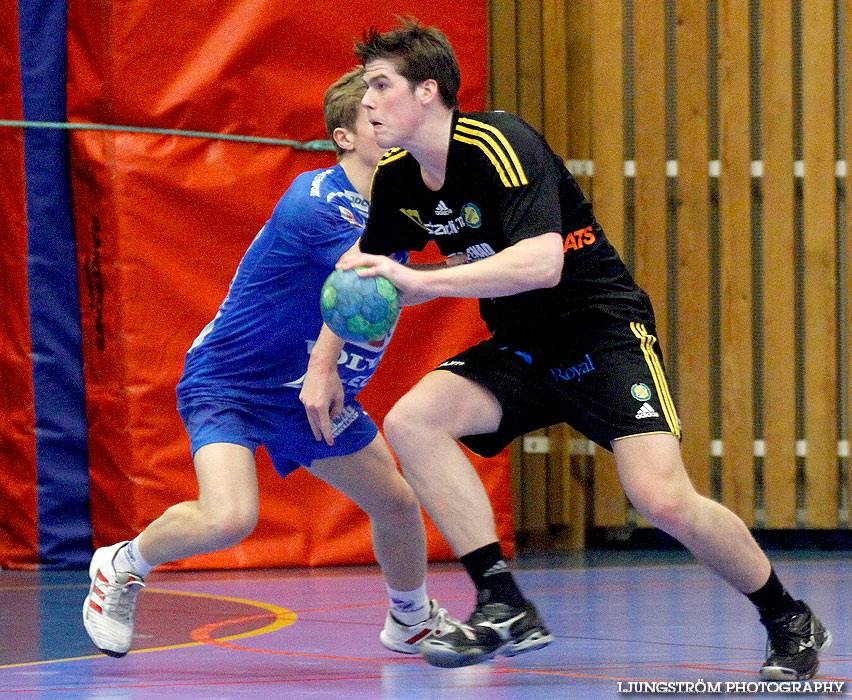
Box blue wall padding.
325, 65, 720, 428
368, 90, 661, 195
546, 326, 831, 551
18, 0, 93, 568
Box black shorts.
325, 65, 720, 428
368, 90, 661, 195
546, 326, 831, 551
435, 322, 681, 457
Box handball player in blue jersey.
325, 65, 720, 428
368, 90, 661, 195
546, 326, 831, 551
82, 68, 457, 659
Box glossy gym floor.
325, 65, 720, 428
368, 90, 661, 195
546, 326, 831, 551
1, 551, 849, 699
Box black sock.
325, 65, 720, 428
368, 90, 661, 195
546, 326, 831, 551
460, 542, 526, 607
746, 568, 798, 619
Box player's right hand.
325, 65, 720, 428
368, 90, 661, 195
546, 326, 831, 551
339, 252, 435, 307
300, 365, 344, 446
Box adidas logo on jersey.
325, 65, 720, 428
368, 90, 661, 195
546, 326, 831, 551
635, 402, 660, 419
435, 200, 453, 216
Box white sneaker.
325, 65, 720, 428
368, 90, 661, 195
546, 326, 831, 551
82, 541, 145, 657
380, 599, 460, 654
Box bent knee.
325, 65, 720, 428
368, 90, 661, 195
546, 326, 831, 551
361, 474, 421, 522
634, 490, 697, 534
383, 401, 436, 446
203, 505, 258, 548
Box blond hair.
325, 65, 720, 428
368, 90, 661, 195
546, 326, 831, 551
323, 67, 367, 157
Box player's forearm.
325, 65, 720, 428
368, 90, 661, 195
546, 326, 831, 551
414, 233, 563, 299
308, 324, 346, 370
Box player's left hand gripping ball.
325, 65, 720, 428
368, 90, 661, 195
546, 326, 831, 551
321, 268, 401, 344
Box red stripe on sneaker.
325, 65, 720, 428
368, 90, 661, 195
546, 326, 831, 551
97, 570, 108, 583
404, 629, 432, 645
89, 600, 103, 614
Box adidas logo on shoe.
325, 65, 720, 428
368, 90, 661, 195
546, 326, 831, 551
435, 200, 453, 215
483, 560, 509, 577
635, 402, 660, 419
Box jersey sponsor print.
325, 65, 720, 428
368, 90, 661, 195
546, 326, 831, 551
177, 165, 405, 405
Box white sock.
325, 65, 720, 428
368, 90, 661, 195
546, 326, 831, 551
112, 537, 154, 577
386, 582, 430, 626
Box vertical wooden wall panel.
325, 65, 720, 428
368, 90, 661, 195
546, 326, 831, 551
510, 437, 524, 531
760, 0, 797, 527
675, 0, 713, 497
547, 425, 566, 528
522, 429, 550, 539
562, 1, 593, 195
593, 451, 624, 527
633, 1, 670, 351
517, 0, 544, 131
801, 1, 838, 527
558, 427, 592, 549
542, 0, 570, 158
490, 1, 847, 538
847, 0, 852, 514
590, 0, 625, 254
490, 0, 518, 112
591, 0, 629, 527
717, 0, 754, 524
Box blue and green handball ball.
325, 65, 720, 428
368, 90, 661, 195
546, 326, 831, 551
320, 268, 401, 343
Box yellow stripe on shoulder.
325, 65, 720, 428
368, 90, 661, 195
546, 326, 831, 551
453, 133, 512, 187
457, 117, 528, 186
454, 129, 517, 186
377, 148, 408, 166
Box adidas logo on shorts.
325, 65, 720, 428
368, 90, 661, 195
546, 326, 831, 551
635, 402, 660, 420
435, 200, 453, 216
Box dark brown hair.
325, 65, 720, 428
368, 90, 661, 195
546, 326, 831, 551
355, 18, 460, 109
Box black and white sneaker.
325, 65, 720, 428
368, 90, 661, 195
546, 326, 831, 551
760, 600, 831, 680
419, 598, 553, 668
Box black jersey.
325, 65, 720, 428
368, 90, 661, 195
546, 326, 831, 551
360, 110, 655, 353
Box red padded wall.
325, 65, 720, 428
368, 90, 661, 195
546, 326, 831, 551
0, 8, 40, 569
66, 1, 512, 568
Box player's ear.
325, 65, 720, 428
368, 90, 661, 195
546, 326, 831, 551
332, 126, 355, 154
417, 79, 440, 105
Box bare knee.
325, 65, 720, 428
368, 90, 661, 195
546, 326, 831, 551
632, 488, 696, 537
383, 398, 435, 449
615, 435, 701, 537
192, 443, 258, 548
201, 502, 258, 549
362, 474, 422, 529
384, 373, 502, 453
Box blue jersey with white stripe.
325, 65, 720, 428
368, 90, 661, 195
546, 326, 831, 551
177, 165, 400, 405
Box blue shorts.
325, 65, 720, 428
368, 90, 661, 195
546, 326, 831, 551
176, 395, 379, 478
